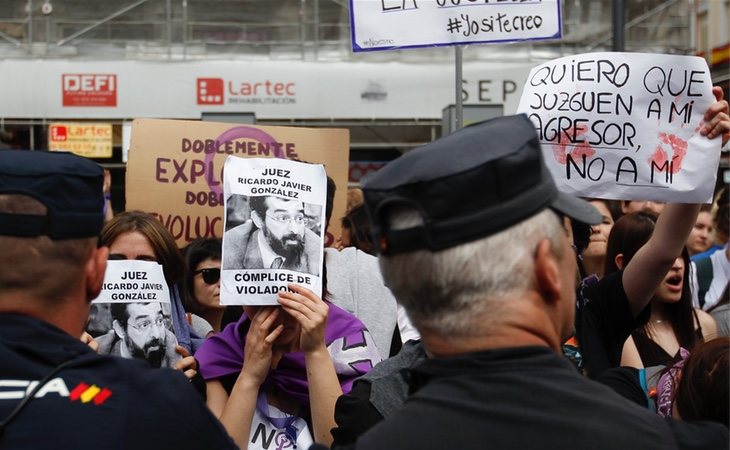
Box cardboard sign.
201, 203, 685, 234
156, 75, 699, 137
126, 119, 350, 247
221, 158, 327, 305
516, 52, 720, 203
48, 123, 113, 158
90, 260, 180, 369
350, 0, 561, 52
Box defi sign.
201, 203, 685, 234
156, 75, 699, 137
62, 74, 117, 107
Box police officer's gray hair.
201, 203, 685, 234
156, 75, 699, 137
378, 207, 565, 338
0, 194, 94, 302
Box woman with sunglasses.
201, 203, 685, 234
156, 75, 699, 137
182, 238, 225, 335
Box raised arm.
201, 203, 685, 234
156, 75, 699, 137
278, 284, 342, 446
622, 203, 701, 317
623, 87, 729, 317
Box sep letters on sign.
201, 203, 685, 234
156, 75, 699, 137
516, 52, 720, 203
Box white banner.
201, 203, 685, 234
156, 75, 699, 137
0, 60, 533, 119
350, 0, 561, 52
517, 52, 720, 203
221, 157, 327, 305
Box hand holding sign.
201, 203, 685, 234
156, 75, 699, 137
700, 86, 730, 144
277, 284, 329, 355
517, 52, 722, 203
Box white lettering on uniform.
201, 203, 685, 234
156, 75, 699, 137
0, 378, 70, 399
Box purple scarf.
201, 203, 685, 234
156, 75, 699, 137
656, 347, 690, 417
195, 302, 375, 406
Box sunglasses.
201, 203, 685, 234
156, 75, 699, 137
194, 268, 220, 285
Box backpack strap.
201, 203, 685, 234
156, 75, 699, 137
639, 366, 664, 412
695, 257, 714, 309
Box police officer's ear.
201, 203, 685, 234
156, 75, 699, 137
534, 239, 562, 306
112, 319, 127, 339
85, 245, 109, 303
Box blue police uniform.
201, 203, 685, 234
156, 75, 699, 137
0, 314, 238, 449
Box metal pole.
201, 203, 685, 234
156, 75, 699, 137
454, 46, 463, 131
57, 0, 149, 46
314, 0, 319, 60
300, 0, 306, 59
689, 0, 696, 55
612, 0, 625, 51
182, 0, 187, 59
27, 0, 33, 53
166, 0, 172, 59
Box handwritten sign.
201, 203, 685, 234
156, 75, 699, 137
516, 52, 720, 203
221, 157, 326, 306
48, 122, 113, 158
350, 0, 561, 52
126, 119, 349, 247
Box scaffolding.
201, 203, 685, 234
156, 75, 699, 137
0, 0, 694, 62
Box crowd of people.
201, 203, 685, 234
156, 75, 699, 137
0, 84, 728, 450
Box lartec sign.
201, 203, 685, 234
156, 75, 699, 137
196, 77, 296, 106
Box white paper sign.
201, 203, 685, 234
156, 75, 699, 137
517, 52, 720, 203
89, 260, 180, 369
350, 0, 561, 52
93, 260, 171, 304
221, 157, 327, 305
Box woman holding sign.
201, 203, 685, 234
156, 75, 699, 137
96, 211, 202, 381
609, 212, 717, 368
196, 283, 381, 449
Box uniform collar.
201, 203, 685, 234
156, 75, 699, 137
405, 346, 568, 394
0, 314, 94, 366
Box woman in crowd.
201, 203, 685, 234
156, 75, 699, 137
686, 204, 714, 257
183, 238, 224, 336
605, 212, 717, 368
599, 337, 728, 426
579, 199, 618, 279
97, 211, 201, 380
337, 204, 375, 255
196, 282, 381, 450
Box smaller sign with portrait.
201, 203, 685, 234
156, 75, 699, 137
89, 260, 181, 369
221, 157, 327, 306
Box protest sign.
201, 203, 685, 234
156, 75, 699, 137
516, 52, 720, 203
89, 260, 181, 369
350, 0, 561, 52
221, 157, 326, 306
126, 119, 349, 247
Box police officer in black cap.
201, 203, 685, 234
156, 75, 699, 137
328, 115, 728, 450
0, 150, 237, 449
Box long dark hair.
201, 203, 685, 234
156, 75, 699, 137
604, 212, 699, 356
100, 211, 185, 285
341, 204, 375, 255
675, 337, 729, 425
